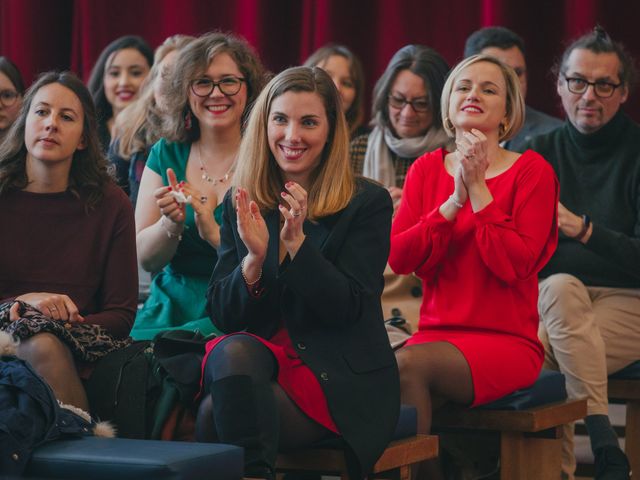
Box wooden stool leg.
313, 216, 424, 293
500, 432, 562, 480
626, 400, 639, 478
398, 464, 411, 480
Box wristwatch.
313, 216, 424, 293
574, 214, 591, 241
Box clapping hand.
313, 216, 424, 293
180, 183, 220, 247
236, 187, 269, 262
456, 129, 489, 188
278, 181, 307, 258
154, 168, 186, 235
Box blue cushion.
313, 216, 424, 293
26, 437, 243, 480
392, 404, 417, 439
308, 404, 417, 449
478, 369, 567, 411
609, 361, 640, 380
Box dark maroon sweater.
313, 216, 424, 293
0, 182, 137, 338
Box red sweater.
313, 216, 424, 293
0, 183, 137, 338
389, 148, 558, 347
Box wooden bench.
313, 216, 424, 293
433, 398, 587, 480
608, 360, 640, 476
276, 434, 438, 480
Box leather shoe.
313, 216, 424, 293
594, 445, 631, 480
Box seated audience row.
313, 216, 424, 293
0, 25, 636, 479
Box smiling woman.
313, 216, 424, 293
130, 32, 267, 341
194, 66, 399, 480
0, 71, 137, 412
88, 36, 153, 152
389, 55, 558, 477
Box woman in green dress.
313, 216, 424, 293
131, 32, 266, 340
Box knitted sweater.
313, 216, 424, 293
525, 111, 640, 288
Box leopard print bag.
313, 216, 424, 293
0, 301, 132, 363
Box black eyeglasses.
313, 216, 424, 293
190, 76, 245, 97
388, 95, 430, 113
563, 76, 623, 98
0, 90, 19, 107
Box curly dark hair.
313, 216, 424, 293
0, 71, 112, 210
161, 31, 268, 143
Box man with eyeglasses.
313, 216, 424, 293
464, 26, 562, 152
524, 27, 637, 480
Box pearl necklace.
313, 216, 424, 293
197, 143, 234, 186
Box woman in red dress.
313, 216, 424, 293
195, 66, 399, 480
390, 54, 559, 477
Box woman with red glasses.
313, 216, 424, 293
131, 32, 267, 340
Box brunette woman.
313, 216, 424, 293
109, 34, 195, 205
88, 35, 153, 152
131, 32, 266, 340
0, 72, 137, 411
304, 44, 366, 137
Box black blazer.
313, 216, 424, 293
207, 178, 399, 478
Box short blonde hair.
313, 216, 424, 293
440, 54, 525, 142
233, 66, 355, 220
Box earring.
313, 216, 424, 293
499, 120, 509, 137
184, 111, 192, 130
444, 117, 454, 130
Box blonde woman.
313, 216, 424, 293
391, 55, 558, 478
195, 66, 399, 480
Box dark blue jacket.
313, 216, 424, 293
0, 355, 94, 475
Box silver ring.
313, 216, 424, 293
200, 195, 207, 203
291, 210, 302, 217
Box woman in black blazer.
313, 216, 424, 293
195, 66, 399, 480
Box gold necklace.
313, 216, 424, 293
197, 143, 234, 186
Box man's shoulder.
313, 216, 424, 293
524, 105, 564, 130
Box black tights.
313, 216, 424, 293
196, 334, 331, 451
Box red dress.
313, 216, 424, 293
389, 148, 559, 406
203, 329, 339, 433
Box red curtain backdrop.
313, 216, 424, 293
1, 0, 639, 121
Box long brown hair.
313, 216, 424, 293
0, 71, 111, 209
234, 66, 354, 220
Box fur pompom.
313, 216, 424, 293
93, 421, 117, 438
0, 331, 19, 356
58, 401, 117, 438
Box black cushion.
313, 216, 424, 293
478, 369, 567, 411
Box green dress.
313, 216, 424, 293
130, 139, 222, 340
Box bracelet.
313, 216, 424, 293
449, 195, 464, 209
573, 214, 591, 242
161, 216, 183, 241
241, 256, 262, 286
